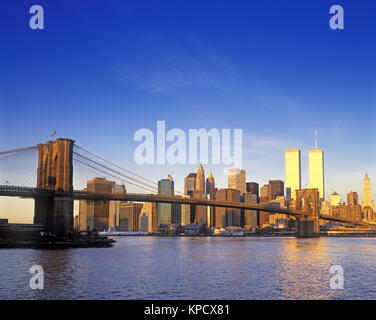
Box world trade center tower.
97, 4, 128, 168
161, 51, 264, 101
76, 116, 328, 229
285, 148, 301, 200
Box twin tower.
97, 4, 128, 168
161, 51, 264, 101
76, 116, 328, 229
285, 148, 324, 201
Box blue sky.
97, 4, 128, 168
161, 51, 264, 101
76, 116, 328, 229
0, 0, 375, 221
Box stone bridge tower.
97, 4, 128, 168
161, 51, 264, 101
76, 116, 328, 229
295, 188, 320, 237
34, 138, 75, 236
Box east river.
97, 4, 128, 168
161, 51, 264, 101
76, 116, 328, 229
0, 236, 376, 299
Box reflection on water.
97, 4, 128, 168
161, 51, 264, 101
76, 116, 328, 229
0, 237, 376, 299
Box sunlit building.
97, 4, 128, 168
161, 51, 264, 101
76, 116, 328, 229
228, 168, 246, 195
80, 177, 115, 231
119, 202, 143, 231
215, 189, 241, 227
361, 173, 374, 210
329, 192, 341, 207
285, 148, 301, 200
309, 149, 325, 200
206, 169, 215, 197
158, 175, 174, 225
269, 180, 284, 200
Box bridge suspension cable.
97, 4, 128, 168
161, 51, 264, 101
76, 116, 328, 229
0, 145, 37, 156
73, 158, 158, 194
74, 145, 184, 195
73, 151, 160, 193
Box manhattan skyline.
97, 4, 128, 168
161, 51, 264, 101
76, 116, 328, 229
1, 1, 375, 222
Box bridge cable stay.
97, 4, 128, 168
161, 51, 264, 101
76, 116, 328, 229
73, 158, 158, 194
74, 145, 184, 195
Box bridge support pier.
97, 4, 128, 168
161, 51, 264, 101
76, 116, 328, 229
295, 189, 320, 238
296, 216, 319, 238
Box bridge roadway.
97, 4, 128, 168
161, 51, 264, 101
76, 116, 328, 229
0, 185, 374, 227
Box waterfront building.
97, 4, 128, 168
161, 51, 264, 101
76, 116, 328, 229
158, 175, 174, 225
228, 168, 246, 194
119, 202, 143, 231
140, 202, 158, 232
109, 184, 126, 230
244, 193, 258, 228
80, 177, 115, 231
215, 189, 241, 228
184, 172, 197, 222
285, 148, 301, 200
194, 164, 207, 225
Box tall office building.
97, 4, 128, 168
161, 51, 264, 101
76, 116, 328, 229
329, 192, 341, 207
119, 202, 143, 231
184, 172, 197, 223
362, 173, 374, 210
215, 189, 241, 228
285, 148, 301, 200
246, 182, 259, 200
195, 164, 205, 196
184, 173, 197, 197
269, 180, 284, 200
228, 168, 246, 195
309, 150, 325, 201
181, 195, 191, 226
206, 169, 215, 197
140, 202, 158, 232
80, 177, 115, 231
194, 164, 207, 225
158, 175, 174, 225
244, 193, 258, 228
347, 191, 358, 206
109, 184, 126, 230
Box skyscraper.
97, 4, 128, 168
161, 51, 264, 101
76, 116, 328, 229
309, 149, 325, 200
119, 202, 143, 231
184, 173, 197, 223
206, 169, 215, 197
246, 182, 259, 200
362, 173, 374, 210
329, 192, 341, 207
269, 180, 284, 200
184, 173, 197, 197
80, 177, 115, 231
285, 148, 301, 200
347, 191, 358, 206
215, 189, 241, 227
158, 175, 174, 225
195, 164, 207, 225
228, 168, 246, 194
195, 164, 205, 196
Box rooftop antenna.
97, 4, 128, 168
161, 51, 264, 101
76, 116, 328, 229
315, 129, 318, 150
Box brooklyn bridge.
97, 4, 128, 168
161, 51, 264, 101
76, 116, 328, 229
0, 138, 374, 238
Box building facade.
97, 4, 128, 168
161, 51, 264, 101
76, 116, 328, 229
285, 148, 301, 200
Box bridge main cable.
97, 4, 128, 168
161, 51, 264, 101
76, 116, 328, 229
0, 145, 37, 156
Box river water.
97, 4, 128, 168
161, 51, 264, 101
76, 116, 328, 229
0, 236, 375, 300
